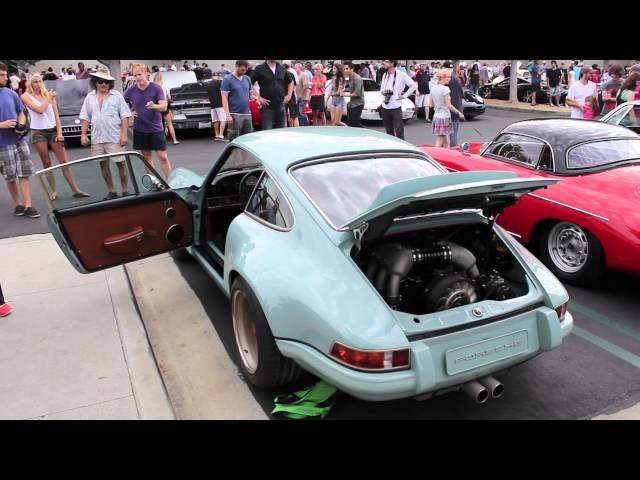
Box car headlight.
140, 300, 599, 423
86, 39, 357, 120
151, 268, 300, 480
173, 113, 187, 120
475, 95, 484, 103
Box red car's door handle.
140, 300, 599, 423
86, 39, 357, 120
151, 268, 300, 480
103, 226, 145, 254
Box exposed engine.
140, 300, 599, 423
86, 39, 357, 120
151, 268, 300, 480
354, 224, 527, 315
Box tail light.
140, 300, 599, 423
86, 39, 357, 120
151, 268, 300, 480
330, 342, 410, 371
555, 302, 568, 322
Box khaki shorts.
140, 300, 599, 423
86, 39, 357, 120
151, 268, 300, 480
91, 143, 126, 162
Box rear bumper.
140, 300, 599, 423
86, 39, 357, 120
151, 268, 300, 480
277, 308, 573, 402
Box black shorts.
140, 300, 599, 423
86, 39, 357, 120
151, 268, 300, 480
287, 95, 299, 118
133, 130, 167, 151
532, 83, 541, 92
309, 95, 325, 111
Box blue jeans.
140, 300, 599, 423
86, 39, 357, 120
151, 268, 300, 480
298, 100, 309, 126
261, 103, 286, 130
449, 118, 460, 147
469, 82, 479, 95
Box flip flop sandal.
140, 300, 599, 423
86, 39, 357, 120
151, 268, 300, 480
72, 191, 91, 198
50, 192, 58, 201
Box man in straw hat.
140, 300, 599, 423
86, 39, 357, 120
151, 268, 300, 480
80, 65, 133, 199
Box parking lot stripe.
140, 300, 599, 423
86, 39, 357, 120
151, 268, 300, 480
573, 326, 640, 369
570, 302, 640, 343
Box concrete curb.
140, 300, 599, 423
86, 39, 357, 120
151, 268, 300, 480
107, 267, 176, 420
485, 105, 570, 117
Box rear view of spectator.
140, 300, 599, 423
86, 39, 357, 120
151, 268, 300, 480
154, 73, 179, 145
43, 67, 57, 81
468, 63, 480, 95
205, 70, 227, 141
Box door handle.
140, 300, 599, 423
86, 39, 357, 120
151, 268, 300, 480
103, 226, 145, 254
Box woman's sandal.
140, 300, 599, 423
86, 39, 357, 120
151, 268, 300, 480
50, 192, 58, 201
72, 191, 91, 198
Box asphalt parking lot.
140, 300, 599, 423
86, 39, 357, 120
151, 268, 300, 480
4, 109, 640, 419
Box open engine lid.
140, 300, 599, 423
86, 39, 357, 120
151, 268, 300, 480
342, 171, 557, 241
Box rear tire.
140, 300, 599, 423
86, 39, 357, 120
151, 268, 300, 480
538, 221, 605, 286
231, 277, 303, 388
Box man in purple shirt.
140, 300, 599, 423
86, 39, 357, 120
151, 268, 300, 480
123, 63, 171, 177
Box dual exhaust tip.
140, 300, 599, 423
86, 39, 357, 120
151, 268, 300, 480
461, 376, 504, 403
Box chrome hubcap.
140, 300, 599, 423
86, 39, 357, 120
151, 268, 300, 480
232, 290, 259, 374
548, 222, 589, 273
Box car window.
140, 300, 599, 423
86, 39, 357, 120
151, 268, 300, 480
603, 105, 632, 126
291, 156, 443, 228
538, 145, 553, 171
246, 172, 293, 229
486, 133, 545, 167
567, 139, 640, 169
37, 152, 167, 211
219, 147, 262, 173
619, 105, 640, 129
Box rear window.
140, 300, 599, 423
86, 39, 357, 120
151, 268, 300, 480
486, 133, 545, 167
567, 139, 640, 169
291, 156, 443, 228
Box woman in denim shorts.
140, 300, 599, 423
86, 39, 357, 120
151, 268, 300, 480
327, 64, 346, 126
21, 73, 89, 201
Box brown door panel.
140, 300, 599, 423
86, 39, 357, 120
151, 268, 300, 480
58, 194, 193, 271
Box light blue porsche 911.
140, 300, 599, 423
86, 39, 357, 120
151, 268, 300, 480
37, 127, 573, 403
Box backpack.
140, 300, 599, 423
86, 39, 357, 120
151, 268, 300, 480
418, 72, 431, 94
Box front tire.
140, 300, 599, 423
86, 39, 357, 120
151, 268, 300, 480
231, 277, 303, 388
538, 221, 605, 286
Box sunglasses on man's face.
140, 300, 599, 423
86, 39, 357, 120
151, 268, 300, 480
96, 79, 110, 84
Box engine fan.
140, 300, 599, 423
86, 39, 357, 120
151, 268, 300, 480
424, 274, 479, 312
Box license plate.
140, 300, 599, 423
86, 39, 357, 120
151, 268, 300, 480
198, 122, 212, 129
445, 330, 529, 375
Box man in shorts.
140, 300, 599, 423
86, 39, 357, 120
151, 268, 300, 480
206, 69, 228, 141
221, 60, 254, 141
546, 61, 563, 107
80, 66, 132, 199
124, 63, 171, 177
0, 62, 39, 218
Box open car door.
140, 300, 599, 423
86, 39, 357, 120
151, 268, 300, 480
36, 151, 193, 273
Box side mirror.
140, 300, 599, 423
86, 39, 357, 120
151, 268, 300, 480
141, 174, 165, 192
462, 142, 470, 152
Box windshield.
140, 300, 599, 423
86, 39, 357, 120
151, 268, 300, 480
44, 79, 91, 116
170, 82, 208, 100
567, 139, 640, 169
291, 156, 443, 227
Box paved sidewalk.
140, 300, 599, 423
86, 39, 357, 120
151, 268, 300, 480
484, 98, 571, 116
0, 234, 174, 420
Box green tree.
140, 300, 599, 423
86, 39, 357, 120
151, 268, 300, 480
0, 60, 40, 72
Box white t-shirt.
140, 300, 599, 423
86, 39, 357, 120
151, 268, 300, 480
567, 80, 597, 119
379, 69, 416, 110
568, 70, 575, 87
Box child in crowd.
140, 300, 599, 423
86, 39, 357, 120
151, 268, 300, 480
583, 95, 599, 120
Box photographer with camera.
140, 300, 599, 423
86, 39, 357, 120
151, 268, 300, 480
379, 60, 415, 140
0, 62, 39, 219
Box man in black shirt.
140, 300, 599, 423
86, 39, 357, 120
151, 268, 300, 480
250, 60, 293, 130
205, 70, 228, 141
43, 67, 58, 81
546, 61, 563, 107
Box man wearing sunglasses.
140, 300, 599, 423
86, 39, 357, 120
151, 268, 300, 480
80, 66, 132, 199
